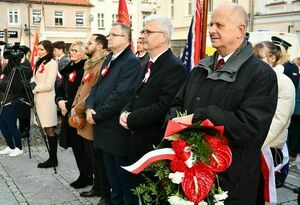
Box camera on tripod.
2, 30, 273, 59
0, 42, 26, 64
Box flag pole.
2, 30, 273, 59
200, 0, 208, 59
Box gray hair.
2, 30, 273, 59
111, 22, 132, 42
144, 15, 173, 40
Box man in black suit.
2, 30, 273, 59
119, 15, 186, 204
85, 23, 141, 205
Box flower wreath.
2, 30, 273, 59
122, 118, 232, 205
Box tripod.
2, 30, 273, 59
0, 59, 57, 173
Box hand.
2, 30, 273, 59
71, 108, 77, 117
86, 108, 96, 124
119, 111, 129, 129
22, 81, 36, 90
58, 100, 68, 116
172, 114, 194, 125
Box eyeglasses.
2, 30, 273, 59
106, 33, 126, 38
140, 29, 165, 36
69, 49, 79, 53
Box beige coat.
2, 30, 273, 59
72, 57, 106, 140
32, 59, 58, 128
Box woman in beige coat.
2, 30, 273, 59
31, 40, 58, 168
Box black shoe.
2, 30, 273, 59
80, 189, 102, 197
70, 176, 93, 189
37, 158, 58, 168
97, 197, 111, 205
275, 179, 284, 188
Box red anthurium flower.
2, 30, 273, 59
68, 71, 77, 82
209, 144, 232, 172
181, 162, 214, 204
83, 71, 94, 82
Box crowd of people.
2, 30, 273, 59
0, 2, 300, 205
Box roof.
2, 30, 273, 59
29, 0, 93, 7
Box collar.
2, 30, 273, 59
217, 52, 234, 63
112, 49, 125, 60
57, 54, 66, 61
150, 48, 169, 63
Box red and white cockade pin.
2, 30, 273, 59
37, 64, 45, 73
101, 66, 110, 77
83, 71, 94, 82
68, 71, 77, 82
0, 73, 5, 80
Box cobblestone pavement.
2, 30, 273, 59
0, 125, 299, 204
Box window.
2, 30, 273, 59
208, 0, 213, 12
32, 9, 41, 25
8, 9, 19, 26
54, 11, 63, 26
188, 0, 193, 16
76, 12, 84, 27
170, 0, 174, 18
112, 14, 118, 24
142, 12, 151, 26
98, 13, 105, 29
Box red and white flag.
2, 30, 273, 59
117, 0, 134, 52
261, 146, 277, 203
181, 0, 203, 75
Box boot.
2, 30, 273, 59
37, 135, 58, 168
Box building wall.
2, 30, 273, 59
90, 0, 157, 50
0, 1, 29, 46
253, 0, 300, 40
0, 0, 92, 49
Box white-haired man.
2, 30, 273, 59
120, 15, 186, 204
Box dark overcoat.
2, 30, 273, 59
168, 41, 278, 205
85, 46, 141, 156
124, 48, 186, 161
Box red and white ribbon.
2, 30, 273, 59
122, 148, 175, 174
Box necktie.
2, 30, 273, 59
215, 58, 225, 71
142, 61, 153, 83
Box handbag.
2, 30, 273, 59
68, 116, 86, 129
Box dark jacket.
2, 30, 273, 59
168, 41, 278, 205
283, 61, 299, 89
56, 59, 85, 148
124, 48, 186, 161
86, 46, 141, 156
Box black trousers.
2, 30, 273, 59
83, 139, 110, 197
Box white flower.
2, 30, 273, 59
214, 190, 228, 202
198, 201, 208, 205
168, 172, 185, 184
168, 195, 194, 205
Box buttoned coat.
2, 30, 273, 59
32, 59, 58, 128
72, 54, 107, 141
124, 48, 186, 161
86, 46, 141, 156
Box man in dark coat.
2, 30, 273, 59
85, 23, 141, 205
119, 15, 186, 205
168, 3, 278, 205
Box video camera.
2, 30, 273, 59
0, 42, 28, 64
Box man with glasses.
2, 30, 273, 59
86, 23, 141, 205
119, 15, 186, 204
68, 34, 111, 203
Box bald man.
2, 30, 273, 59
168, 3, 278, 204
